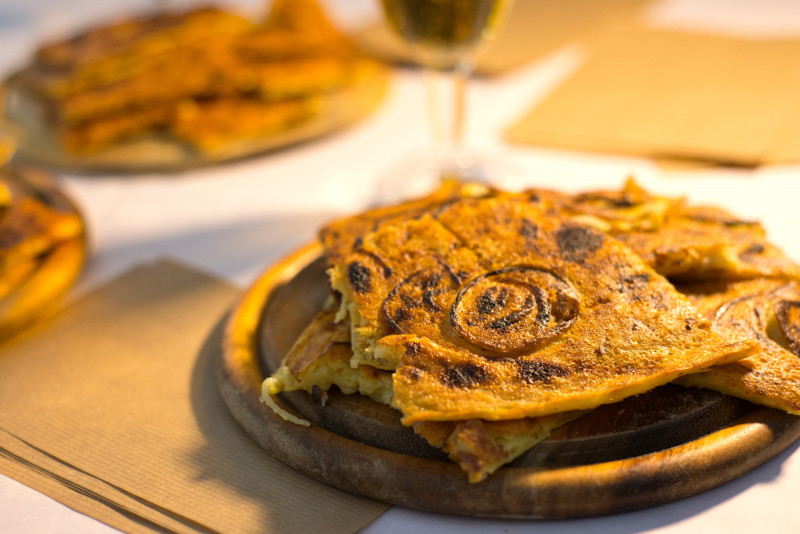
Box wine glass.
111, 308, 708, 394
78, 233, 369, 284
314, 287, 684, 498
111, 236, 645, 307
376, 0, 514, 201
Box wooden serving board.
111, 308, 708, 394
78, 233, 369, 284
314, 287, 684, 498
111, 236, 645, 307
218, 241, 800, 518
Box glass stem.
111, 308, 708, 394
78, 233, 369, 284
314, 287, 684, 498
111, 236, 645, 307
425, 59, 472, 180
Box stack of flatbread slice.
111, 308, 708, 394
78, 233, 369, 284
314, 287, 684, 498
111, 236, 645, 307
261, 178, 800, 483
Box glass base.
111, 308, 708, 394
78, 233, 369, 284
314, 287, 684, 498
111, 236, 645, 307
372, 148, 524, 205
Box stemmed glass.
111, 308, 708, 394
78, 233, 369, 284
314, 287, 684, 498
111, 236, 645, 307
376, 0, 514, 201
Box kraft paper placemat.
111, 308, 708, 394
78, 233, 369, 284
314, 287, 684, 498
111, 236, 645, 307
506, 18, 800, 166
355, 0, 648, 75
0, 260, 388, 534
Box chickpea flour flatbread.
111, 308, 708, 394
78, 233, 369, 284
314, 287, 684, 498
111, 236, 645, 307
328, 195, 756, 424
675, 279, 800, 414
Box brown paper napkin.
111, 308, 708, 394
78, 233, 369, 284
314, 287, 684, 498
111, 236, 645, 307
354, 0, 648, 76
0, 260, 388, 534
506, 18, 800, 166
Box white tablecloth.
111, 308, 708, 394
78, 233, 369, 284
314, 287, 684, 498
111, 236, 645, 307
2, 0, 800, 532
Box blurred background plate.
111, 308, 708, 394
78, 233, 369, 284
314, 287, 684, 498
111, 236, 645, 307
1, 59, 389, 174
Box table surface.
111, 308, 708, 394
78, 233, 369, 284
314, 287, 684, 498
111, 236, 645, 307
3, 0, 800, 533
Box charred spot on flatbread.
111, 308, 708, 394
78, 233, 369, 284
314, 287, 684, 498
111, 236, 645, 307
442, 362, 492, 388
383, 267, 462, 334
517, 360, 570, 384
555, 225, 605, 263
347, 261, 372, 294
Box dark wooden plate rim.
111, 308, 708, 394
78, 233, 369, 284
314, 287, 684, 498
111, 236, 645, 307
217, 241, 800, 518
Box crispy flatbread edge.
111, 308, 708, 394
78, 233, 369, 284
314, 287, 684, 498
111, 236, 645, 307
378, 335, 758, 425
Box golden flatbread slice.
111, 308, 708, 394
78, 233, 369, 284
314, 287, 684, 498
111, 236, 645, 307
263, 309, 581, 482
548, 178, 800, 281
328, 195, 756, 423
59, 102, 174, 154
53, 51, 356, 126
48, 45, 238, 125
674, 278, 800, 414
169, 97, 317, 154
57, 54, 363, 153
